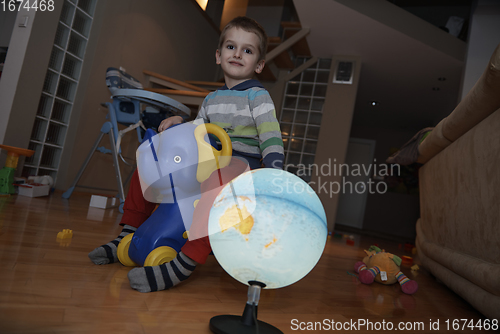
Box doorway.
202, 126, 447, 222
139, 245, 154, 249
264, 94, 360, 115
335, 138, 376, 229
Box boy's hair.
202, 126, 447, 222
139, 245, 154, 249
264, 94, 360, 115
218, 16, 268, 61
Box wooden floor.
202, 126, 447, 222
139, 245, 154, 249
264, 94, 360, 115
0, 191, 491, 334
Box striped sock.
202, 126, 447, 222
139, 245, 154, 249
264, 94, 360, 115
366, 266, 380, 278
128, 251, 197, 292
358, 265, 380, 284
395, 271, 418, 294
395, 271, 410, 285
354, 261, 367, 273
88, 224, 137, 265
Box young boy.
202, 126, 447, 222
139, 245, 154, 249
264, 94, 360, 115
159, 16, 283, 170
88, 16, 284, 292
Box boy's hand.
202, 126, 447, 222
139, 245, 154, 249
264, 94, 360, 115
158, 116, 183, 132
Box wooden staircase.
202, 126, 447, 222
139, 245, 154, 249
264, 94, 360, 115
142, 21, 312, 107
142, 70, 212, 113
258, 21, 312, 82
281, 21, 311, 57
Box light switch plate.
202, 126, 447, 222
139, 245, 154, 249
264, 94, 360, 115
19, 16, 29, 28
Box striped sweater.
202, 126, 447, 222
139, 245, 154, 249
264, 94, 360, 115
195, 80, 284, 169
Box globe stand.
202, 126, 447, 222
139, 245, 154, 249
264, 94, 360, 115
209, 281, 283, 334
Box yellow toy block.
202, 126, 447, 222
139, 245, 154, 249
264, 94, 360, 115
57, 229, 73, 239
57, 238, 71, 247
411, 264, 420, 271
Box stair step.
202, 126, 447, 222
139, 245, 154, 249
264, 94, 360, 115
281, 21, 311, 57
143, 70, 210, 92
257, 65, 276, 82
145, 88, 208, 97
281, 21, 302, 29
267, 37, 295, 69
268, 36, 282, 44
144, 88, 208, 108
284, 31, 311, 57
185, 80, 225, 90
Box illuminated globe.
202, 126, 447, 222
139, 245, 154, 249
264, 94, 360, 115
208, 168, 327, 289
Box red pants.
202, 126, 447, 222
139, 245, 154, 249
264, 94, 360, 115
120, 158, 249, 264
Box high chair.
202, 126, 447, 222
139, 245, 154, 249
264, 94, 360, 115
62, 67, 190, 212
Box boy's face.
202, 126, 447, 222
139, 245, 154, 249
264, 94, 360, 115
216, 27, 265, 89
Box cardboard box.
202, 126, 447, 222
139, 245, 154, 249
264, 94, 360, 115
89, 195, 118, 209
18, 184, 50, 197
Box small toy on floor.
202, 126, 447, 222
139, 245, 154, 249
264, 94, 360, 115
57, 229, 73, 247
354, 245, 418, 295
57, 229, 73, 239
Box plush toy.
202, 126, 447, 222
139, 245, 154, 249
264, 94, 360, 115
354, 245, 418, 295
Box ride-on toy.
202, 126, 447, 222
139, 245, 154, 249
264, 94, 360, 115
117, 122, 232, 267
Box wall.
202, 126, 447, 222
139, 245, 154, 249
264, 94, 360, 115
57, 0, 221, 192
310, 55, 361, 232
349, 124, 421, 240
0, 10, 17, 48
342, 0, 500, 241
332, 0, 466, 62
0, 0, 220, 192
0, 6, 62, 164
399, 5, 471, 38
460, 0, 500, 100
219, 0, 249, 30
246, 0, 285, 37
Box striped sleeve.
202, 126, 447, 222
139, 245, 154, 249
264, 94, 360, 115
251, 89, 284, 169
194, 94, 211, 125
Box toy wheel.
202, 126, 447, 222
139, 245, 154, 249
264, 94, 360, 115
117, 233, 137, 266
144, 246, 177, 266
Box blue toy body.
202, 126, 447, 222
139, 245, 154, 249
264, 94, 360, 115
128, 202, 185, 266
117, 123, 232, 267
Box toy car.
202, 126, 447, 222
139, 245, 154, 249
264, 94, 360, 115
117, 122, 232, 266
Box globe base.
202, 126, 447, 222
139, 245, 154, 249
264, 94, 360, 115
209, 315, 283, 334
